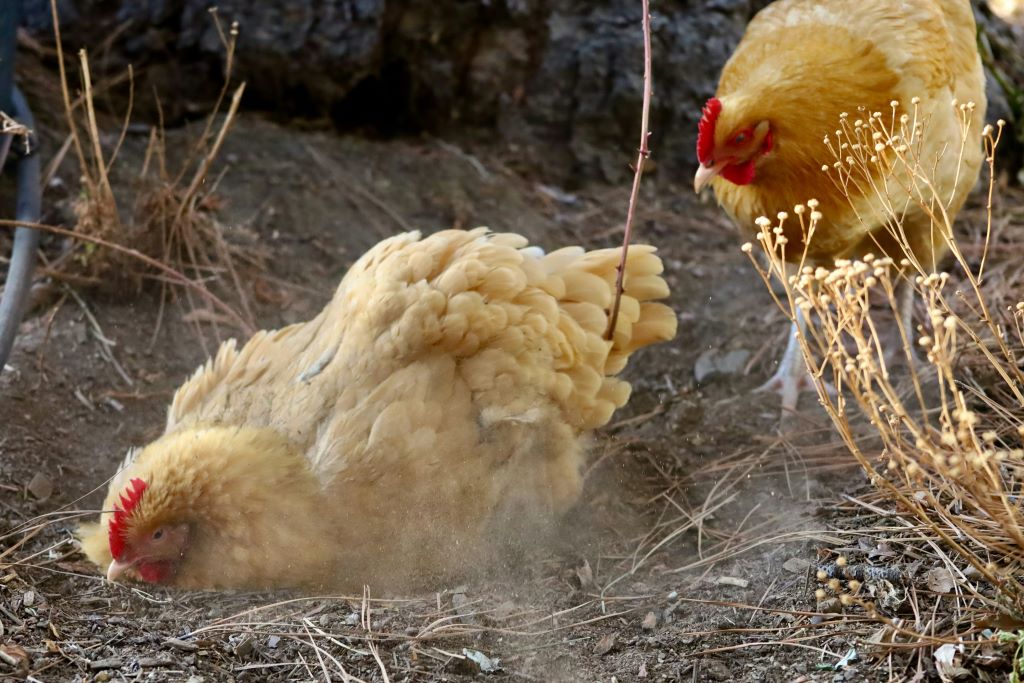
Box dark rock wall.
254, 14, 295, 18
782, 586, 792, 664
20, 0, 1024, 183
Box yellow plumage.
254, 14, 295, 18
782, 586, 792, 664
80, 228, 676, 590
690, 0, 987, 411
708, 0, 986, 268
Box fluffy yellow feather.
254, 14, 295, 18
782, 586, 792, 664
692, 0, 986, 410
79, 228, 677, 591
697, 0, 985, 266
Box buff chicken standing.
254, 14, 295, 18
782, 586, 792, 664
79, 228, 676, 590
693, 0, 987, 410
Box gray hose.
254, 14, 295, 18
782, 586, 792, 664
0, 86, 41, 371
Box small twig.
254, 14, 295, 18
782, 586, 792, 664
363, 585, 392, 683
62, 285, 134, 386
49, 0, 88, 189
176, 82, 246, 221
77, 49, 120, 227
606, 0, 652, 340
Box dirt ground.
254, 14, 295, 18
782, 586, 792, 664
0, 112, 1018, 682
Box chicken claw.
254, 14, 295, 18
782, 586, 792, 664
754, 310, 833, 415
754, 320, 811, 414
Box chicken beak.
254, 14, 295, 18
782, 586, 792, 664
106, 558, 134, 582
694, 160, 726, 194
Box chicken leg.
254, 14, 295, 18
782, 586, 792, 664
897, 277, 921, 363
754, 306, 817, 414
880, 277, 922, 369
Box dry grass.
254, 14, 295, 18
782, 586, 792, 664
44, 3, 258, 341
745, 97, 1024, 667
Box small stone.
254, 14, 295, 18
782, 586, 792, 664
22, 591, 34, 608
26, 472, 53, 501
694, 350, 718, 383
718, 349, 751, 374
232, 636, 254, 657
783, 557, 811, 574
266, 635, 281, 648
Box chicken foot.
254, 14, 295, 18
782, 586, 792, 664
754, 307, 817, 414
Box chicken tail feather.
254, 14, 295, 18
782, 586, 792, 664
528, 240, 677, 430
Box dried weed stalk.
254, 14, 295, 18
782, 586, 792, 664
746, 100, 1024, 631
606, 0, 652, 341
49, 3, 256, 337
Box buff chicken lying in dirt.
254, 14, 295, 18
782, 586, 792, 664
693, 0, 987, 410
79, 228, 676, 591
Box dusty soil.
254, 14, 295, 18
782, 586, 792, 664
0, 113, 1016, 682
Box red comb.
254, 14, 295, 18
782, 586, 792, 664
697, 97, 722, 165
108, 478, 147, 560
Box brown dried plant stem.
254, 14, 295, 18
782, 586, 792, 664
747, 104, 1024, 625
49, 0, 87, 187
605, 0, 652, 341
0, 218, 255, 335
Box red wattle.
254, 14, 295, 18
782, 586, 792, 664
722, 160, 756, 185
137, 560, 174, 583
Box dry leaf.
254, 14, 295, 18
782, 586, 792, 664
925, 567, 957, 594
0, 643, 29, 675
462, 648, 501, 673
933, 642, 964, 683
641, 611, 658, 631
869, 542, 897, 559
593, 632, 617, 656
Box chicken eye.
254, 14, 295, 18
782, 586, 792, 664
152, 529, 164, 541
733, 133, 748, 144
